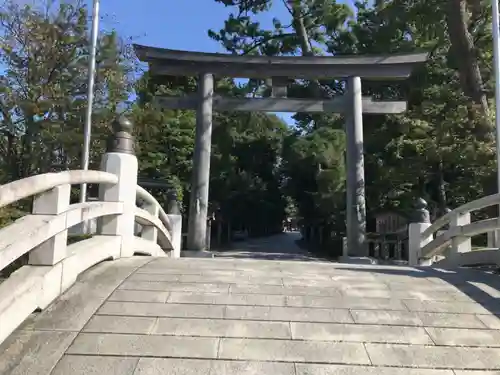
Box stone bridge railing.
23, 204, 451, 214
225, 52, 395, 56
0, 116, 182, 344
409, 197, 500, 267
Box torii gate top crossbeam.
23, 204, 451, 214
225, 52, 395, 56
134, 44, 428, 80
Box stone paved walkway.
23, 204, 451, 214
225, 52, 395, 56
214, 231, 326, 261
2, 255, 500, 374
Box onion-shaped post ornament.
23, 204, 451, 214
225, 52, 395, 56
107, 115, 135, 154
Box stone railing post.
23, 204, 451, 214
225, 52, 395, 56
435, 207, 451, 257
167, 190, 182, 258
206, 209, 215, 250
216, 210, 223, 247
342, 236, 348, 257
29, 184, 71, 265
487, 231, 498, 248
206, 219, 212, 250
448, 211, 471, 264
97, 116, 138, 258
141, 202, 159, 244
408, 198, 432, 266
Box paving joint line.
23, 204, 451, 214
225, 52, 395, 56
45, 352, 500, 371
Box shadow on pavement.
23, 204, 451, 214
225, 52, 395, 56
214, 251, 334, 262
339, 265, 500, 316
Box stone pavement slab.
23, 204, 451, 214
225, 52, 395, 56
477, 314, 500, 329
153, 317, 292, 338
295, 364, 455, 375
2, 255, 500, 374
218, 337, 371, 364
166, 291, 287, 306
66, 332, 220, 358
291, 322, 433, 344
0, 330, 77, 375
365, 343, 500, 369
418, 312, 489, 328
98, 300, 226, 318
425, 327, 500, 347
225, 304, 354, 322
51, 356, 139, 375
285, 294, 407, 310
403, 299, 495, 314
350, 309, 424, 326
133, 358, 296, 375
108, 289, 170, 303
84, 315, 158, 334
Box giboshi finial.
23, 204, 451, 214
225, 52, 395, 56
107, 115, 135, 154
112, 115, 134, 134
415, 197, 428, 209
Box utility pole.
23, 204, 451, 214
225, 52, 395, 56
80, 0, 100, 205
492, 0, 500, 247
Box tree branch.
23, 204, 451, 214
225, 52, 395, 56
241, 32, 296, 55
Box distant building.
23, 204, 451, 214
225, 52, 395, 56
374, 210, 408, 234
368, 209, 410, 260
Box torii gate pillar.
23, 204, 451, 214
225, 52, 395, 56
187, 73, 214, 251
345, 76, 367, 256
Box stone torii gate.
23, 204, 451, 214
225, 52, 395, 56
134, 44, 428, 256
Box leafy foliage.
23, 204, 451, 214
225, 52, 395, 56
0, 0, 289, 235
0, 0, 134, 182
1, 0, 499, 253
210, 0, 499, 250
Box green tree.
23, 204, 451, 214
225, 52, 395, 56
132, 72, 289, 236
0, 0, 134, 183
211, 110, 289, 235
210, 0, 351, 240
210, 0, 498, 251
132, 72, 197, 207
0, 0, 135, 227
331, 0, 496, 215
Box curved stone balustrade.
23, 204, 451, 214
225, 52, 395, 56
0, 170, 118, 208
136, 185, 173, 232
422, 217, 500, 259
0, 173, 129, 344
421, 193, 500, 239
135, 206, 173, 251
0, 235, 123, 344
0, 200, 124, 271
135, 185, 182, 257
0, 116, 183, 347
409, 195, 500, 267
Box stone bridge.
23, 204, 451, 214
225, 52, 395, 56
2, 232, 500, 374
2, 116, 500, 374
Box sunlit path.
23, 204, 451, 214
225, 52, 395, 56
214, 231, 329, 261
3, 256, 500, 374
2, 1, 500, 372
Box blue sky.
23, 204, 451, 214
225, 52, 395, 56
94, 0, 293, 122
92, 0, 354, 124
95, 0, 297, 51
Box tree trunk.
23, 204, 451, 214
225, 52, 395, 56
446, 0, 491, 138
436, 160, 447, 214
289, 1, 313, 56
289, 0, 322, 130
466, 0, 482, 22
